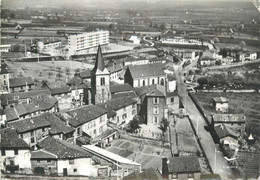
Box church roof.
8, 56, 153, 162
92, 45, 105, 73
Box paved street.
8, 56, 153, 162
177, 72, 233, 179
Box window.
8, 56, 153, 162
31, 137, 35, 143
160, 78, 164, 86
153, 107, 159, 114
77, 128, 81, 136
100, 116, 103, 123
188, 173, 194, 178
122, 113, 127, 119
1, 150, 5, 156
154, 117, 158, 124
37, 159, 41, 163
69, 159, 74, 164
152, 79, 155, 85
30, 131, 34, 136
123, 107, 126, 111
93, 129, 96, 135
20, 134, 23, 139
153, 97, 159, 104
132, 104, 135, 109
47, 159, 51, 163
74, 169, 77, 172
100, 77, 105, 85
117, 116, 119, 123
99, 126, 103, 134
172, 174, 177, 178
14, 149, 18, 155
171, 97, 174, 103
143, 80, 145, 86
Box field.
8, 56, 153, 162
192, 92, 260, 136
6, 60, 93, 87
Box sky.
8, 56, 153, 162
2, 0, 250, 9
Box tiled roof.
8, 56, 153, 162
13, 104, 29, 116
135, 84, 166, 97
111, 91, 138, 100
106, 64, 123, 73
31, 149, 57, 159
5, 108, 19, 122
67, 76, 83, 86
126, 63, 165, 79
236, 151, 260, 179
39, 113, 74, 135
64, 105, 107, 127
166, 91, 178, 97
106, 97, 137, 111
50, 86, 71, 95
79, 69, 91, 79
214, 124, 238, 139
110, 83, 134, 94
167, 156, 201, 173
37, 137, 90, 159
9, 77, 34, 88
201, 51, 215, 60
9, 116, 51, 134
23, 103, 41, 113
213, 97, 229, 103
0, 127, 29, 149
31, 94, 58, 111
212, 114, 246, 123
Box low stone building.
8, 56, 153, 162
212, 97, 229, 113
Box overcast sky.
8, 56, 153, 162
2, 0, 250, 9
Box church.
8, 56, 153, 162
82, 45, 112, 105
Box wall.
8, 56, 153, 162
113, 103, 137, 126
147, 96, 166, 125
82, 114, 108, 138
0, 149, 31, 171
71, 89, 84, 101
221, 137, 238, 150
215, 102, 228, 113
133, 76, 166, 88
169, 172, 201, 180
57, 158, 92, 176
31, 159, 57, 175
168, 80, 176, 92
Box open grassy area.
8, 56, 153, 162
6, 60, 93, 87
192, 92, 260, 135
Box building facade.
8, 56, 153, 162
68, 31, 109, 55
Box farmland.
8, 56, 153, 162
191, 92, 260, 136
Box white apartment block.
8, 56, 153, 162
68, 31, 109, 55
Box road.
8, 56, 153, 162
177, 71, 233, 179
143, 36, 154, 47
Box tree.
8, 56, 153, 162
160, 23, 166, 31
34, 79, 39, 86
65, 68, 71, 78
239, 41, 246, 52
159, 118, 169, 142
56, 67, 62, 80
213, 37, 220, 44
127, 115, 141, 133
41, 80, 48, 87
197, 77, 208, 86
48, 71, 53, 78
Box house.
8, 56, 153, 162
213, 124, 239, 149
162, 156, 201, 180
0, 89, 51, 109
124, 63, 166, 88
136, 85, 179, 125
32, 137, 94, 176
0, 62, 10, 93
244, 52, 257, 61
124, 56, 150, 66
124, 168, 163, 180
212, 97, 229, 113
199, 51, 216, 67
62, 104, 116, 147
82, 145, 141, 178
37, 40, 62, 55
129, 35, 141, 44
174, 50, 196, 61
0, 44, 12, 52
211, 114, 246, 133
9, 117, 51, 148
103, 96, 138, 127
9, 77, 34, 93
0, 128, 31, 174
106, 64, 123, 81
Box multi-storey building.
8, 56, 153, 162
0, 63, 10, 93
68, 31, 109, 55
